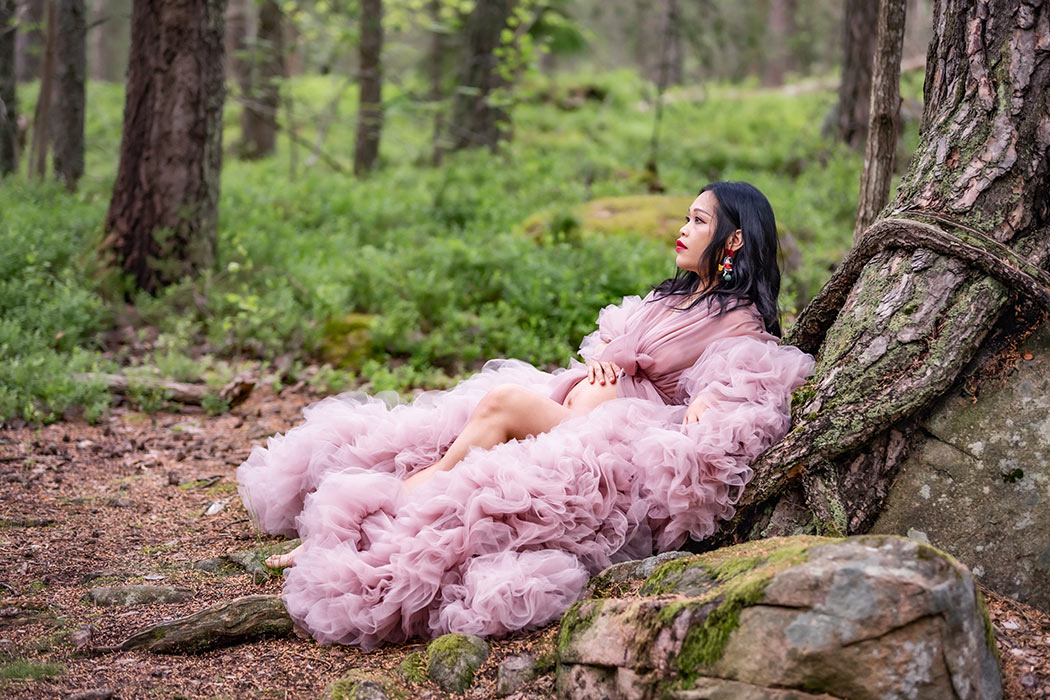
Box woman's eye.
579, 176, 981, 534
684, 216, 690, 223
694, 217, 702, 224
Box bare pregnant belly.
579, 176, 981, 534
563, 376, 619, 414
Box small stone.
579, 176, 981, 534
203, 499, 227, 516
324, 674, 392, 700
88, 584, 192, 607
496, 654, 537, 697
1000, 619, 1019, 630
70, 624, 97, 650
143, 573, 166, 581
426, 633, 490, 694
67, 689, 115, 700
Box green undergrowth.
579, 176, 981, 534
0, 70, 913, 423
0, 658, 66, 683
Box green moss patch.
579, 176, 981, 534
520, 195, 694, 241
641, 536, 837, 677
0, 659, 65, 682
325, 669, 406, 700
397, 651, 427, 684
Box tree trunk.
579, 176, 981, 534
428, 0, 446, 165
239, 0, 281, 160
762, 0, 796, 87
852, 0, 907, 242
87, 0, 128, 82
833, 0, 879, 149
706, 0, 1050, 547
662, 0, 682, 86
224, 0, 247, 82
14, 0, 42, 82
25, 0, 52, 178
103, 0, 225, 294
352, 0, 382, 175
448, 0, 515, 152
52, 0, 84, 191
0, 0, 17, 175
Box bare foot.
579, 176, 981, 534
265, 544, 302, 569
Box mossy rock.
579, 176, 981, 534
397, 650, 427, 684
325, 669, 402, 700
425, 632, 490, 694
191, 538, 300, 580
320, 313, 376, 370
519, 195, 694, 242
557, 535, 1002, 700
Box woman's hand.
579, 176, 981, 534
586, 359, 622, 385
682, 396, 710, 426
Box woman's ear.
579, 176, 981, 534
729, 229, 743, 251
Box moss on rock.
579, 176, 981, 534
556, 599, 605, 657
397, 651, 427, 684
640, 536, 836, 676
425, 633, 490, 693
325, 669, 402, 700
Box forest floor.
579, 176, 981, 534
1, 384, 1048, 700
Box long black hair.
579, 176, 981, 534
652, 181, 782, 336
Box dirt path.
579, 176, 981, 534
1, 387, 1047, 699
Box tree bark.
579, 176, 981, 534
103, 0, 225, 293
353, 0, 382, 175
111, 595, 292, 654
706, 0, 1050, 547
853, 0, 907, 242
25, 0, 52, 178
52, 0, 84, 190
833, 0, 879, 149
449, 0, 515, 152
0, 0, 17, 175
239, 0, 281, 160
14, 0, 42, 82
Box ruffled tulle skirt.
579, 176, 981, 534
237, 342, 814, 648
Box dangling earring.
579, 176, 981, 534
718, 248, 735, 282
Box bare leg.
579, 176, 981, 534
272, 386, 574, 568
403, 385, 572, 492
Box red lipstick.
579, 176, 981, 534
675, 240, 686, 251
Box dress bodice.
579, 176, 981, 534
550, 293, 777, 406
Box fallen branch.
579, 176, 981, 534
75, 373, 255, 408
102, 594, 292, 654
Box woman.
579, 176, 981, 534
237, 181, 815, 648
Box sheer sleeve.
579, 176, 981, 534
577, 293, 648, 361
674, 335, 815, 413
639, 336, 816, 550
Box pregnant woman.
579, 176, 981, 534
237, 180, 815, 648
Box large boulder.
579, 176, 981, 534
872, 321, 1050, 611
556, 535, 1001, 700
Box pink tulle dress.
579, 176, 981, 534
236, 292, 815, 648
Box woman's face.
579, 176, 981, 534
675, 190, 720, 274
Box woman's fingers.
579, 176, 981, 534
587, 360, 623, 385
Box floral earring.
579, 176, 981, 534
718, 248, 735, 282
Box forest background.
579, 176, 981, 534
0, 0, 933, 424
